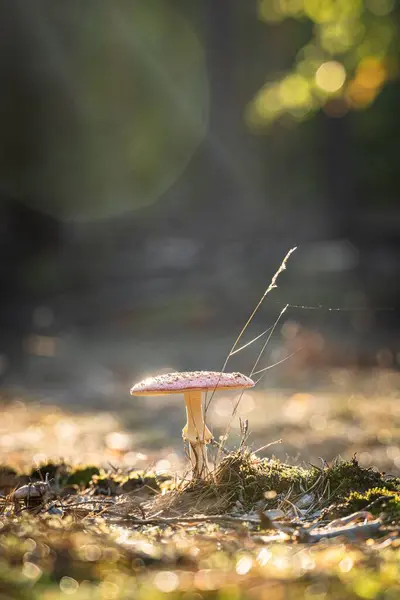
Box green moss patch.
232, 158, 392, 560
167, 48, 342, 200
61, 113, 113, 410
318, 456, 400, 502
326, 487, 400, 521
213, 450, 313, 506
151, 453, 400, 518
151, 449, 315, 516
1, 454, 399, 521
89, 469, 170, 496
65, 466, 101, 487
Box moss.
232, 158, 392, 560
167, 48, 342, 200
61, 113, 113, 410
29, 462, 69, 483
65, 466, 100, 487
329, 487, 400, 521
222, 453, 312, 508
214, 450, 305, 506
120, 471, 160, 494
231, 454, 395, 510
159, 450, 315, 515
158, 452, 400, 517
89, 473, 122, 496
259, 457, 312, 495
0, 466, 19, 495
89, 469, 163, 496
318, 456, 399, 502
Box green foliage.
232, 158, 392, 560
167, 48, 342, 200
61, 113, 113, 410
247, 0, 400, 128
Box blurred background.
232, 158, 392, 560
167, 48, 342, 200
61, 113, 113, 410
0, 0, 400, 470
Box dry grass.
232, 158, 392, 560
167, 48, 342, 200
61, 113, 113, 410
2, 250, 400, 599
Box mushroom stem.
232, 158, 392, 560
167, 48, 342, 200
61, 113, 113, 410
182, 390, 212, 478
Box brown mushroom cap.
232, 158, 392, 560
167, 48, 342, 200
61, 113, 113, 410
130, 370, 255, 396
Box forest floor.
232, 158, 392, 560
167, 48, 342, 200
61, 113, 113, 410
1, 369, 400, 600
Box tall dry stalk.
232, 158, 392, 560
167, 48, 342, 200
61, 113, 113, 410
203, 247, 297, 463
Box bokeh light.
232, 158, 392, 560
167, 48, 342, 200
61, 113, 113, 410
59, 576, 79, 594
153, 571, 180, 593
279, 74, 312, 108
315, 62, 347, 93
236, 555, 253, 575
366, 0, 396, 16
254, 0, 399, 126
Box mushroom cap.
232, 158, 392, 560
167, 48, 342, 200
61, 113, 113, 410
130, 370, 255, 396
13, 482, 49, 499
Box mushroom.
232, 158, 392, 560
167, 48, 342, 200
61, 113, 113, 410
12, 481, 51, 513
130, 370, 255, 478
